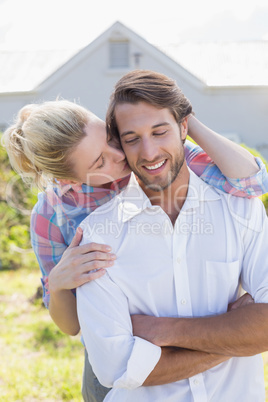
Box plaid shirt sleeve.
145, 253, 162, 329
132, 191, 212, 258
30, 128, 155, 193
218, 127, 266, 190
185, 139, 268, 198
30, 194, 68, 308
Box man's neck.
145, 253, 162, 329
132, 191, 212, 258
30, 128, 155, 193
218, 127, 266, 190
138, 162, 190, 224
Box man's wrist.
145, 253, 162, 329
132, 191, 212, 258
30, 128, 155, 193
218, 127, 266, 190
154, 317, 182, 347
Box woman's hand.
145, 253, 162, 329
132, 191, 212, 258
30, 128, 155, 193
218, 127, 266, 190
48, 227, 115, 292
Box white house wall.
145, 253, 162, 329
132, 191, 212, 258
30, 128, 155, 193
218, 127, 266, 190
0, 93, 36, 131
193, 87, 268, 153
1, 34, 268, 159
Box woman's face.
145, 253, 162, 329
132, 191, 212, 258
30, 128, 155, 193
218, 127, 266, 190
70, 116, 131, 187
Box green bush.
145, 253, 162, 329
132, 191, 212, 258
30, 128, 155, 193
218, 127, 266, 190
0, 136, 38, 270
240, 143, 268, 213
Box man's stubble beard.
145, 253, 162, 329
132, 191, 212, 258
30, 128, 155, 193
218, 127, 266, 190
133, 145, 185, 193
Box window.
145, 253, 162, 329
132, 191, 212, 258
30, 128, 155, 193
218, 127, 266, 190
109, 41, 129, 68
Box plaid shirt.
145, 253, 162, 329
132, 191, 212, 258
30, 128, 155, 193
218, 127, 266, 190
30, 140, 268, 308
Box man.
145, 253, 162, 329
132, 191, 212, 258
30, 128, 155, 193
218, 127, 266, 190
77, 70, 268, 401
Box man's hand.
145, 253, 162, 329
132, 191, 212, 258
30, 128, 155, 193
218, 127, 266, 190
228, 293, 254, 311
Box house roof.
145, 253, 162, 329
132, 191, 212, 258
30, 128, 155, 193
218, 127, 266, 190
0, 49, 76, 93
160, 41, 268, 87
0, 21, 267, 94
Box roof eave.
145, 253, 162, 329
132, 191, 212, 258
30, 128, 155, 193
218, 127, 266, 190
0, 89, 37, 96
35, 21, 206, 93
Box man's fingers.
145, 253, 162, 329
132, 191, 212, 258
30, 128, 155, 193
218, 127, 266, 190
228, 293, 254, 311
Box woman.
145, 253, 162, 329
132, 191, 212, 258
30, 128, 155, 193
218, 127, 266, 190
3, 99, 268, 401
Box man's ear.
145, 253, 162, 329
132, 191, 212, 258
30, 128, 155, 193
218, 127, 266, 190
180, 117, 188, 141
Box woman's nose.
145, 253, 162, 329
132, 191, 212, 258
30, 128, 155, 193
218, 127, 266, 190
107, 143, 125, 163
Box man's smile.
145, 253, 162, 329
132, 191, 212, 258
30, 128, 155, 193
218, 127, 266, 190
143, 159, 166, 170
142, 159, 168, 173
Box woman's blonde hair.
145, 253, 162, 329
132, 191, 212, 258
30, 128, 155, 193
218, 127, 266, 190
2, 100, 90, 190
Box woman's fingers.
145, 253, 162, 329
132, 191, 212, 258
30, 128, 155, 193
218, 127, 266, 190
69, 227, 84, 248
81, 258, 115, 272
54, 236, 116, 289
79, 268, 107, 286
81, 250, 116, 262
68, 228, 112, 256
73, 241, 112, 255
70, 251, 116, 269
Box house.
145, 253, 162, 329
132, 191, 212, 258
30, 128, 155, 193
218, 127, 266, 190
1, 21, 268, 159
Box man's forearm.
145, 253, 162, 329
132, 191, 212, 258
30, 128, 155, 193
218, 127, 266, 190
144, 347, 229, 386
133, 304, 268, 357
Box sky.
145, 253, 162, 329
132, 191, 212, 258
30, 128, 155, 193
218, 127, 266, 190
0, 0, 268, 51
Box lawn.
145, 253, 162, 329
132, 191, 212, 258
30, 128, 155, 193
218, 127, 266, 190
1, 264, 268, 401
0, 264, 84, 401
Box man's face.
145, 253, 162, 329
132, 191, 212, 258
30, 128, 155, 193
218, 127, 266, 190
115, 101, 187, 192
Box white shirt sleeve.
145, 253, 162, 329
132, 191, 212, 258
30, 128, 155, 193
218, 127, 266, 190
239, 198, 268, 303
77, 273, 162, 389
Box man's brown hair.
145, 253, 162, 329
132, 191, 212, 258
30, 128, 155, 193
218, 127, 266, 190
106, 70, 192, 140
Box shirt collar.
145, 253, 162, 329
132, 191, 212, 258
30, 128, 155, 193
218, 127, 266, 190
119, 174, 153, 222
54, 175, 131, 196
182, 169, 221, 211
120, 170, 221, 222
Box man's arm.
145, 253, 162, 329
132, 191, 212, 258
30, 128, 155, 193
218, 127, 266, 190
132, 303, 268, 358
133, 199, 268, 357
144, 294, 253, 384
77, 272, 231, 388
143, 348, 229, 386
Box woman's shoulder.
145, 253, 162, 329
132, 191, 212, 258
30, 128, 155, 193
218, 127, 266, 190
32, 186, 66, 216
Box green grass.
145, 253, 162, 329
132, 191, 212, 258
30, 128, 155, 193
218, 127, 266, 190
0, 266, 84, 401
1, 266, 268, 401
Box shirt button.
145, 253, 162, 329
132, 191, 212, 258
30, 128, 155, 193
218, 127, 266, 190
181, 299, 187, 305
177, 257, 181, 264
193, 379, 199, 386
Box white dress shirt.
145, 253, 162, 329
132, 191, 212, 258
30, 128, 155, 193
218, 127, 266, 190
77, 170, 268, 402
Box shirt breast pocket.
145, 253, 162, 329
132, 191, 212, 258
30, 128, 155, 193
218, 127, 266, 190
206, 260, 240, 315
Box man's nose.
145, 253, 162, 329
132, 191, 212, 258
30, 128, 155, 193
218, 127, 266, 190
139, 139, 158, 162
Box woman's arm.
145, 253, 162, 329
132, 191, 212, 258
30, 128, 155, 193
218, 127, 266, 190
31, 208, 115, 336
186, 115, 268, 197
48, 228, 114, 335
187, 115, 259, 178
